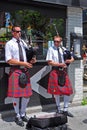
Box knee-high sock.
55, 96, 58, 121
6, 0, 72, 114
64, 95, 70, 111
54, 95, 61, 111
20, 97, 30, 117
12, 98, 20, 117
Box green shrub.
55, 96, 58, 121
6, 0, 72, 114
81, 97, 87, 105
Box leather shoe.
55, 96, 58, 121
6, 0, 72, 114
21, 115, 29, 122
63, 111, 74, 117
15, 117, 24, 127
56, 110, 63, 114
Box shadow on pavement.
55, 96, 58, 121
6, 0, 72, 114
83, 119, 87, 124
1, 116, 15, 122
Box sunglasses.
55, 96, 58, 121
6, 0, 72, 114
13, 30, 21, 33
54, 40, 61, 43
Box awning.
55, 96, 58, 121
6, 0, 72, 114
0, 1, 67, 18
33, 0, 87, 8
1, 0, 87, 10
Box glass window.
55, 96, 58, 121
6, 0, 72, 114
0, 10, 65, 61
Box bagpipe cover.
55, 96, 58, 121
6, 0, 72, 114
25, 47, 36, 61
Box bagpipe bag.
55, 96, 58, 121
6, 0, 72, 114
25, 47, 36, 61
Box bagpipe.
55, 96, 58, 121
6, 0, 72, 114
21, 32, 37, 62
53, 24, 73, 64
25, 46, 36, 61
63, 49, 72, 61
21, 41, 37, 62
60, 46, 72, 66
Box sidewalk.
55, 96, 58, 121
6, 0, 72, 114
0, 105, 87, 130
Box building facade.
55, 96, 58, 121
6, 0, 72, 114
0, 0, 87, 111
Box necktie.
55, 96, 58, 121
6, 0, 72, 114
58, 48, 62, 63
17, 39, 24, 61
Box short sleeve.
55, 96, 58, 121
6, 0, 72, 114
46, 47, 53, 61
5, 42, 12, 62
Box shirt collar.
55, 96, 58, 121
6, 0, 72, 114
53, 45, 60, 50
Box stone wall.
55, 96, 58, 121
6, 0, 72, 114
66, 7, 83, 49
66, 7, 83, 104
68, 60, 83, 104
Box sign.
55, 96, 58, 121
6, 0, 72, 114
74, 27, 82, 35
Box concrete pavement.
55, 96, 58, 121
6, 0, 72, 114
0, 105, 87, 130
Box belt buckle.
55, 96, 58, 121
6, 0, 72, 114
20, 66, 25, 69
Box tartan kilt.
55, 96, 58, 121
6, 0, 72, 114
7, 68, 32, 98
47, 70, 73, 95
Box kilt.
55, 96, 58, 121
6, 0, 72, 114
47, 69, 73, 95
7, 67, 32, 98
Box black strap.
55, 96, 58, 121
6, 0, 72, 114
58, 48, 62, 63
17, 39, 24, 61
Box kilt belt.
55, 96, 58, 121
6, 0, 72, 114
52, 66, 67, 71
12, 66, 27, 72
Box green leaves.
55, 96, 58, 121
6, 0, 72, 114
81, 97, 87, 105
10, 9, 64, 41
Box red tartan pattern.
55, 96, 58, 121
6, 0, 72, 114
47, 70, 73, 95
7, 68, 32, 98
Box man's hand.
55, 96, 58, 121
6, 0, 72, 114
58, 63, 67, 68
29, 57, 37, 64
24, 62, 33, 68
65, 58, 74, 64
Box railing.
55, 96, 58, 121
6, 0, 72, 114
0, 60, 48, 67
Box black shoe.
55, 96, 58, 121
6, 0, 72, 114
56, 110, 63, 114
21, 115, 29, 122
63, 111, 74, 117
15, 117, 24, 127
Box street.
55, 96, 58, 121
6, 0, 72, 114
0, 105, 87, 130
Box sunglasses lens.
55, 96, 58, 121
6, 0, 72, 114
54, 41, 60, 43
16, 31, 21, 33
14, 30, 21, 33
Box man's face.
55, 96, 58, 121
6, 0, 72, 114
12, 27, 21, 39
54, 37, 62, 47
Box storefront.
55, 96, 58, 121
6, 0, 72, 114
0, 0, 87, 111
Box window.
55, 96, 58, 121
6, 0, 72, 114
0, 10, 65, 60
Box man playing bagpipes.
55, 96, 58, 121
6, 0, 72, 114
46, 35, 74, 117
5, 25, 36, 127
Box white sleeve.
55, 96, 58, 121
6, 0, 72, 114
5, 42, 12, 62
46, 47, 53, 61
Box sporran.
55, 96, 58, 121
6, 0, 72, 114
18, 72, 28, 88
58, 69, 66, 86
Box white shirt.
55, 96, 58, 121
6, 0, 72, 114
46, 46, 65, 63
5, 37, 28, 62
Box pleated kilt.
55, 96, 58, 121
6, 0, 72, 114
7, 67, 32, 98
47, 69, 73, 96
